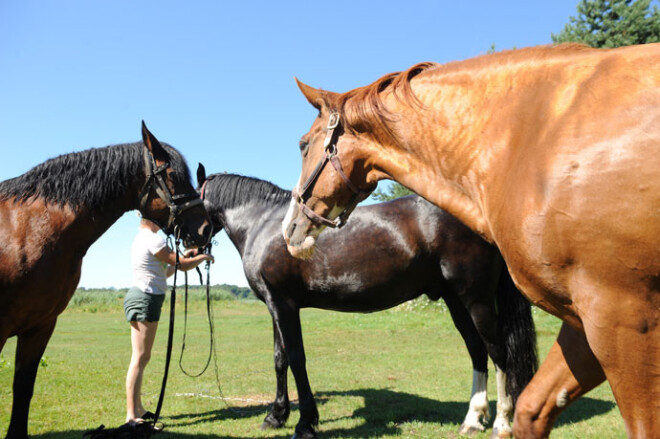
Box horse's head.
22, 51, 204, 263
282, 79, 379, 259
138, 122, 212, 248
196, 162, 224, 235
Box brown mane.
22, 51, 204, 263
336, 43, 594, 143
337, 62, 436, 142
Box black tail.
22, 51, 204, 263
496, 267, 538, 405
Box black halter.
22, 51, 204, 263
137, 147, 203, 236
292, 112, 375, 228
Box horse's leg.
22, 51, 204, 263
271, 301, 318, 439
262, 319, 291, 429
492, 365, 513, 439
443, 292, 490, 435
580, 297, 659, 438
6, 320, 57, 439
514, 322, 605, 439
454, 290, 513, 438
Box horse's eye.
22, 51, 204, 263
299, 139, 309, 153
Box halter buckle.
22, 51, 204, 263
323, 112, 340, 150
327, 112, 340, 130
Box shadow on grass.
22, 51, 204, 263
29, 388, 617, 439
555, 395, 617, 426
31, 431, 248, 439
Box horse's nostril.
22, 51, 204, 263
286, 221, 297, 240
201, 223, 212, 241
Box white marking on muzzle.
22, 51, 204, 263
282, 198, 298, 241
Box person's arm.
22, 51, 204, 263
154, 247, 214, 277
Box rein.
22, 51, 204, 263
137, 147, 203, 235
179, 243, 214, 378
292, 112, 374, 228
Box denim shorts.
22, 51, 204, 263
123, 287, 165, 322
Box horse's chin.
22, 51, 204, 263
181, 234, 208, 250
286, 236, 317, 260
181, 238, 199, 250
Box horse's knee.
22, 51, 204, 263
512, 396, 535, 438
274, 349, 288, 371
513, 392, 554, 439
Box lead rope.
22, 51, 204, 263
175, 243, 241, 414
151, 230, 181, 429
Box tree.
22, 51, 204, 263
552, 0, 660, 48
371, 182, 415, 202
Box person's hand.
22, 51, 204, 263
184, 249, 199, 258
202, 254, 215, 264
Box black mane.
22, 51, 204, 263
0, 141, 192, 212
203, 173, 291, 211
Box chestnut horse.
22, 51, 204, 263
197, 167, 537, 439
282, 43, 660, 438
0, 123, 212, 439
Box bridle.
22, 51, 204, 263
292, 112, 375, 228
137, 148, 204, 236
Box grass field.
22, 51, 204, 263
1, 293, 625, 438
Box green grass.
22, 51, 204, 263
0, 297, 624, 438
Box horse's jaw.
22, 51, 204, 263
282, 199, 319, 259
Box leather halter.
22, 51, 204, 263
292, 112, 375, 228
137, 147, 203, 236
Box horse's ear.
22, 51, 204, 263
197, 163, 207, 187
295, 78, 338, 111
141, 121, 169, 163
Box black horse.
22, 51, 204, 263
197, 166, 537, 439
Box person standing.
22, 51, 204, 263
123, 218, 213, 424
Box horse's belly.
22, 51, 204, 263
304, 283, 425, 313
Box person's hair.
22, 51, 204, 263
140, 218, 158, 228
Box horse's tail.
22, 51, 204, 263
496, 266, 538, 404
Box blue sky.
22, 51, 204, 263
1, 0, 583, 288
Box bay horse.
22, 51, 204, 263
281, 43, 660, 438
197, 165, 537, 439
0, 122, 212, 439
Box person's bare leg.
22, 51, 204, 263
126, 321, 158, 423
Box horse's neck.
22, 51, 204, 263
373, 70, 531, 242
0, 145, 145, 266
72, 175, 142, 253
217, 201, 285, 255
372, 117, 494, 241
69, 208, 127, 255
68, 178, 142, 254
49, 177, 142, 256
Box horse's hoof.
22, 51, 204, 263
261, 413, 286, 429
490, 427, 513, 439
458, 422, 486, 436
292, 426, 317, 439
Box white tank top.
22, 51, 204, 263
131, 228, 168, 295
